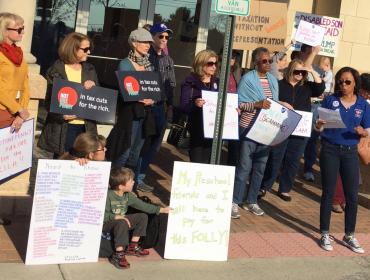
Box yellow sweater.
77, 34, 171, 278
0, 52, 30, 114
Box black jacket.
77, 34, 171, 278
278, 79, 325, 112
38, 59, 98, 155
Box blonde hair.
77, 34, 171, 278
109, 167, 135, 190
59, 133, 106, 159
284, 59, 306, 85
58, 32, 91, 64
0, 13, 24, 42
192, 49, 218, 77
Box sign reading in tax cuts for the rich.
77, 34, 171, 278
233, 1, 288, 52
292, 12, 344, 57
0, 119, 34, 181
26, 160, 111, 265
246, 99, 302, 146
116, 71, 162, 102
165, 161, 235, 261
50, 78, 118, 124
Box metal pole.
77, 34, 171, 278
210, 15, 235, 165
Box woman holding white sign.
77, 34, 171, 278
260, 59, 324, 201
316, 67, 370, 254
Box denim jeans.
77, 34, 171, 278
136, 104, 166, 184
304, 103, 320, 173
320, 140, 359, 235
233, 139, 270, 204
113, 119, 145, 168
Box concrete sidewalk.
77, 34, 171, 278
1, 256, 370, 280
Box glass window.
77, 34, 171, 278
206, 0, 228, 56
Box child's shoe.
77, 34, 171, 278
125, 242, 150, 257
109, 251, 130, 269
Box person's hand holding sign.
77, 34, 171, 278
83, 80, 96, 90
254, 99, 271, 110
194, 98, 206, 108
139, 99, 154, 106
63, 115, 77, 121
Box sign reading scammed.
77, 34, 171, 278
26, 160, 111, 265
116, 71, 162, 102
165, 162, 235, 261
0, 119, 33, 181
233, 0, 288, 52
292, 12, 344, 57
50, 78, 118, 124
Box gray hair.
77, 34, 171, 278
251, 47, 269, 64
0, 13, 24, 42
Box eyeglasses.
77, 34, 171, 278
293, 70, 307, 76
95, 147, 107, 152
206, 61, 218, 67
259, 59, 273, 64
338, 80, 352, 86
7, 26, 24, 34
158, 35, 169, 40
79, 47, 91, 53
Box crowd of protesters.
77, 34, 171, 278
1, 11, 370, 268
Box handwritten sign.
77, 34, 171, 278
202, 90, 239, 140
246, 99, 301, 146
233, 1, 288, 51
0, 119, 33, 181
165, 162, 235, 261
26, 160, 111, 265
294, 20, 326, 47
50, 78, 118, 124
292, 12, 344, 57
292, 110, 313, 137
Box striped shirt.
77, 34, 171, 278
239, 77, 273, 129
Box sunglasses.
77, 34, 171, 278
158, 35, 169, 40
259, 59, 273, 64
7, 26, 24, 34
79, 47, 91, 53
293, 70, 307, 76
206, 61, 218, 67
338, 80, 352, 86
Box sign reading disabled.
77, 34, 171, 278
26, 160, 111, 265
294, 20, 326, 47
292, 110, 313, 137
116, 71, 162, 102
292, 12, 344, 57
202, 90, 239, 140
0, 119, 34, 181
246, 99, 301, 146
50, 78, 118, 124
165, 162, 234, 261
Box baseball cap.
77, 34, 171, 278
150, 23, 173, 35
128, 28, 154, 44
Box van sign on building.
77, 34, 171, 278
216, 0, 250, 16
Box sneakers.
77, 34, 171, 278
125, 242, 150, 257
320, 233, 333, 251
331, 204, 343, 213
137, 182, 154, 192
277, 192, 292, 202
242, 203, 264, 216
303, 172, 315, 182
257, 189, 267, 200
231, 203, 240, 219
342, 235, 365, 254
109, 251, 130, 269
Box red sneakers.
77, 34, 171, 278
109, 251, 130, 269
125, 243, 150, 257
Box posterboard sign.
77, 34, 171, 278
292, 12, 344, 57
202, 90, 239, 140
26, 160, 111, 265
246, 99, 301, 146
0, 119, 34, 181
116, 71, 162, 102
165, 162, 235, 261
294, 20, 326, 47
233, 0, 288, 52
50, 78, 118, 124
292, 110, 313, 137
216, 0, 250, 16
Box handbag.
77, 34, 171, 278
358, 136, 370, 165
166, 115, 189, 149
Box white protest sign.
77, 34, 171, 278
165, 161, 235, 261
0, 119, 33, 181
246, 99, 302, 146
294, 20, 325, 47
318, 107, 346, 128
26, 160, 111, 265
292, 110, 313, 137
292, 12, 344, 57
202, 90, 239, 140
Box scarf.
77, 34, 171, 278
128, 50, 153, 71
0, 43, 23, 66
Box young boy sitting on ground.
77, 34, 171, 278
104, 167, 171, 269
